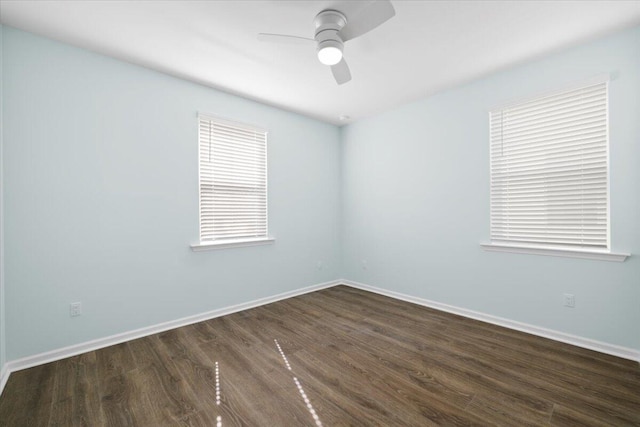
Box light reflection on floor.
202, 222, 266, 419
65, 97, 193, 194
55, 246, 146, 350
216, 361, 222, 426
274, 339, 323, 427
214, 344, 322, 426
215, 361, 221, 406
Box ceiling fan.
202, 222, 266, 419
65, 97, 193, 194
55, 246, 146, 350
258, 0, 396, 85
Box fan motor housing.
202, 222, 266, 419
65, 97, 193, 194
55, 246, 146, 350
314, 10, 346, 45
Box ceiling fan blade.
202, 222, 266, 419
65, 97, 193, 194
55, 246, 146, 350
257, 33, 315, 45
331, 58, 352, 85
338, 0, 396, 42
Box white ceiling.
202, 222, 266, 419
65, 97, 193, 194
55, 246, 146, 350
2, 0, 640, 125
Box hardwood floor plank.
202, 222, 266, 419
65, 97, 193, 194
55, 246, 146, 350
444, 316, 640, 386
95, 342, 136, 381
127, 337, 158, 369
133, 338, 201, 423
48, 396, 73, 427
1, 362, 56, 394
70, 352, 104, 427
360, 313, 638, 425
99, 373, 136, 426
46, 353, 103, 427
465, 392, 554, 427
365, 329, 555, 421
0, 362, 56, 427
288, 348, 421, 426
549, 404, 620, 427
294, 348, 484, 426
447, 338, 640, 423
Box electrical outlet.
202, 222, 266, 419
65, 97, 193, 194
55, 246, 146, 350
563, 294, 575, 308
70, 302, 82, 317
316, 260, 324, 270
361, 259, 368, 270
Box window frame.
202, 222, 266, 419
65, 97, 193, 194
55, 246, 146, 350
191, 113, 274, 251
481, 75, 628, 262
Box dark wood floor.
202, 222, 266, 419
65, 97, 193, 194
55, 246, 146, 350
1, 286, 639, 426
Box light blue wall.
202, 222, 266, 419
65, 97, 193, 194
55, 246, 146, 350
2, 24, 639, 363
342, 26, 640, 350
2, 27, 341, 360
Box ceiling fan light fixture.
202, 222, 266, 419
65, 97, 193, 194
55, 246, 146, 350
317, 40, 343, 65
258, 1, 396, 84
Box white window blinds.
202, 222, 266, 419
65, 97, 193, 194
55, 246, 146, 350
489, 80, 609, 250
198, 114, 268, 243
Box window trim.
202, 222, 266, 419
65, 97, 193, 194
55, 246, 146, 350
191, 236, 275, 251
480, 242, 628, 262
483, 74, 629, 261
489, 74, 611, 111
193, 113, 273, 250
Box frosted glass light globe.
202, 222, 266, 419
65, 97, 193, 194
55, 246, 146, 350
317, 46, 342, 65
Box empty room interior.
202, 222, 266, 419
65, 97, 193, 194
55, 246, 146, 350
1, 0, 640, 425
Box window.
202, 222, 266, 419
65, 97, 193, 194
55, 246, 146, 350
193, 114, 271, 249
486, 78, 624, 259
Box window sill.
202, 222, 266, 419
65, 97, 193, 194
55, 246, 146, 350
480, 243, 629, 262
191, 237, 275, 251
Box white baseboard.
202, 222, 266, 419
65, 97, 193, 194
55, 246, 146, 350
0, 279, 340, 396
341, 279, 640, 363
0, 362, 9, 397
